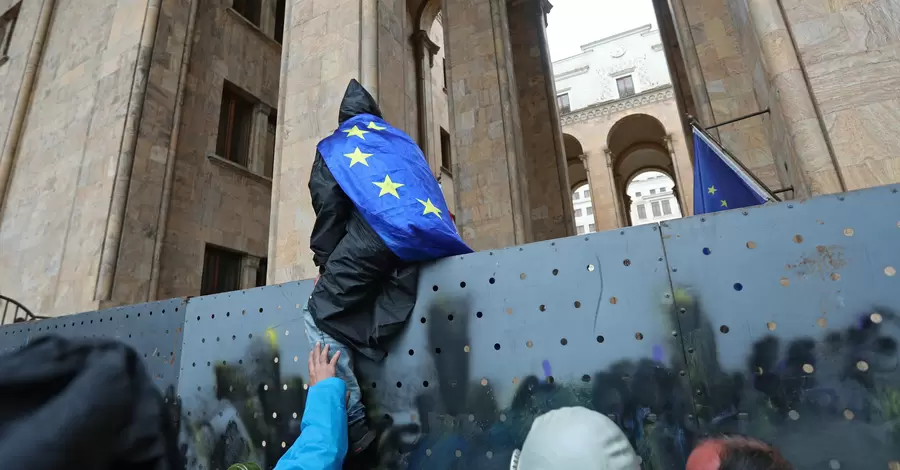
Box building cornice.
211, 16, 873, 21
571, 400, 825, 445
579, 24, 653, 51
554, 65, 589, 81
560, 85, 674, 125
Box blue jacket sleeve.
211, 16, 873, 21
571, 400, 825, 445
274, 378, 348, 470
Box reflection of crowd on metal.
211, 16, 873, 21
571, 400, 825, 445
259, 342, 794, 470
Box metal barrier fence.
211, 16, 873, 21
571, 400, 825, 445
2, 184, 900, 470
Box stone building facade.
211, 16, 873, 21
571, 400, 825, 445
0, 0, 898, 317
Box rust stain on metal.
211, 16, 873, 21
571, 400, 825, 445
785, 245, 847, 280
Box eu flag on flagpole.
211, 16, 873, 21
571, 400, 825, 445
693, 124, 772, 214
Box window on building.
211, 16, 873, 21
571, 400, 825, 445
201, 245, 242, 295
575, 208, 583, 217
649, 189, 656, 195
576, 225, 585, 235
557, 93, 571, 114
440, 128, 451, 172
616, 75, 635, 98
586, 207, 593, 216
274, 0, 286, 43
573, 192, 580, 200
264, 112, 277, 178
651, 201, 662, 217
583, 189, 590, 198
660, 187, 666, 193
635, 191, 642, 197
232, 0, 261, 26
216, 83, 254, 166
256, 258, 268, 287
0, 3, 20, 60
637, 204, 647, 220
442, 58, 447, 91
662, 199, 672, 215
589, 223, 596, 232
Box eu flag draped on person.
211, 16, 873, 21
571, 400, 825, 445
317, 114, 471, 261
692, 123, 772, 214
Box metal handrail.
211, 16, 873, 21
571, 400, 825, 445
0, 295, 45, 326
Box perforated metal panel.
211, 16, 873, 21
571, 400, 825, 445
173, 224, 694, 470
2, 185, 900, 470
0, 298, 187, 393
176, 283, 315, 470
661, 185, 900, 469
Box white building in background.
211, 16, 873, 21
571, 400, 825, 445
552, 24, 672, 113
571, 183, 595, 234
627, 171, 682, 225
554, 24, 690, 230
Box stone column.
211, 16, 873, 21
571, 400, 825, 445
270, 0, 381, 283
445, 0, 529, 249
622, 194, 633, 226
411, 30, 441, 172
746, 0, 843, 196
248, 103, 273, 176
240, 255, 261, 290
508, 0, 573, 242
664, 134, 689, 215
604, 148, 624, 228
667, 0, 717, 137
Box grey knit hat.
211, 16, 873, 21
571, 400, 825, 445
510, 407, 641, 470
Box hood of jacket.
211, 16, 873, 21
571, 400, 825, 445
338, 79, 383, 124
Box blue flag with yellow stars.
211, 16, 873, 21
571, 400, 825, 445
317, 113, 473, 262
692, 124, 771, 214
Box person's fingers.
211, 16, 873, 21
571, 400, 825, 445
329, 349, 341, 367
308, 348, 315, 375
321, 344, 331, 364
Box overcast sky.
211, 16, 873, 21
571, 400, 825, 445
546, 0, 658, 61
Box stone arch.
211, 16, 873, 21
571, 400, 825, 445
606, 113, 684, 226
414, 0, 442, 33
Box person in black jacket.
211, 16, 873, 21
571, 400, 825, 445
304, 79, 471, 456
0, 336, 181, 469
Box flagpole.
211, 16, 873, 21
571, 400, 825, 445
689, 119, 781, 202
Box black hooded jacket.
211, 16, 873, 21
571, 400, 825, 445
0, 336, 181, 470
306, 80, 419, 361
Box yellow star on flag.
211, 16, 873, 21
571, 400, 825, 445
373, 175, 404, 198
367, 121, 387, 130
417, 198, 442, 219
342, 125, 369, 139
708, 186, 717, 195
721, 200, 728, 208
344, 147, 373, 167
